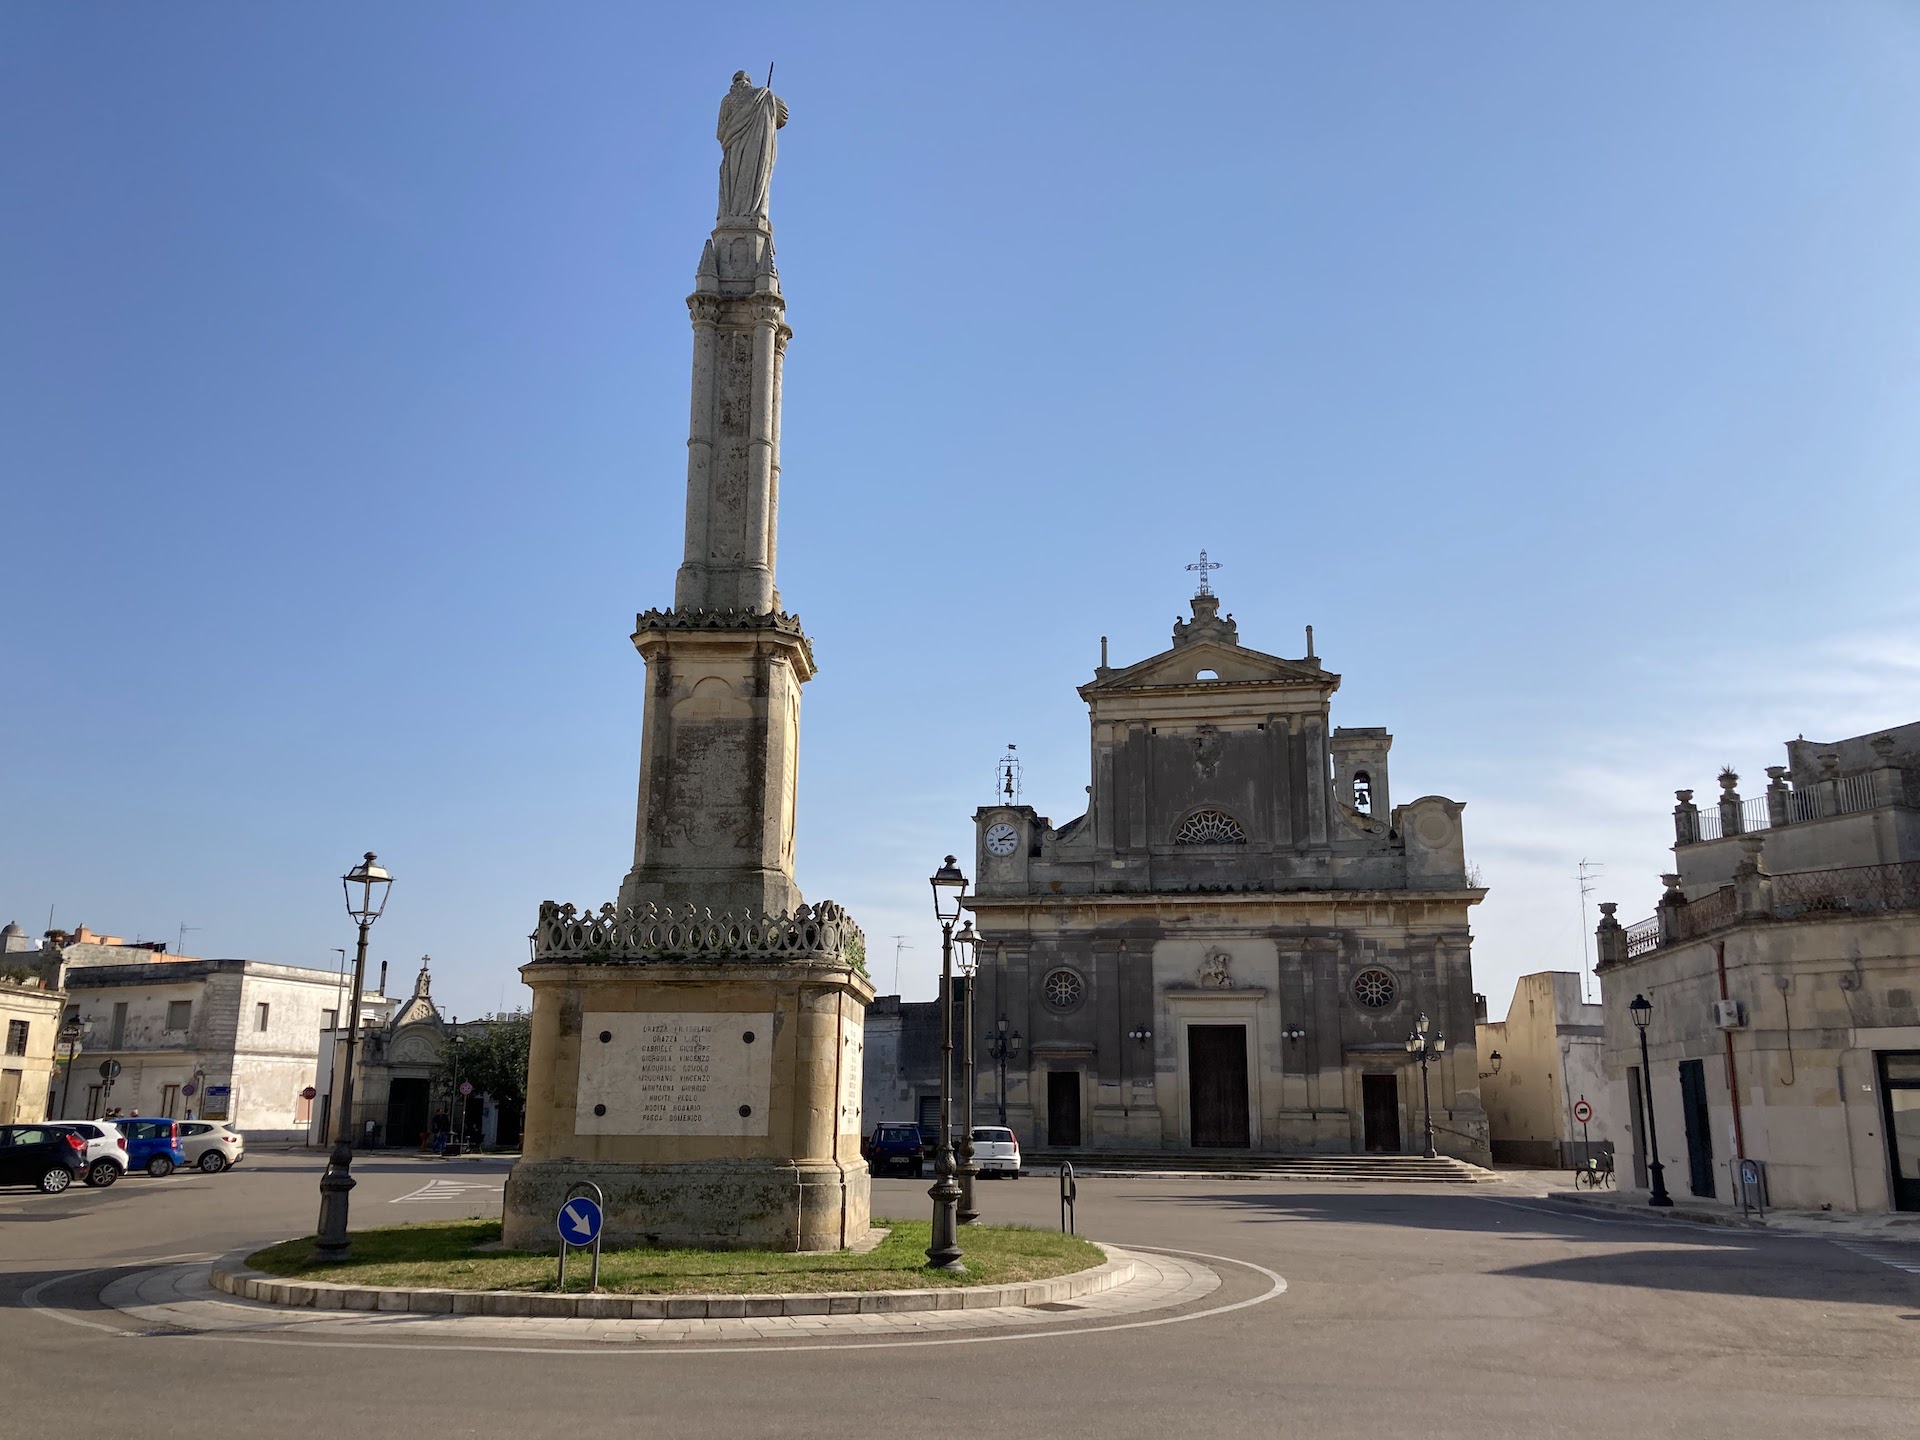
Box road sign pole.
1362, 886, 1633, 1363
556, 1182, 606, 1294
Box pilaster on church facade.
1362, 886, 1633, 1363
967, 588, 1491, 1164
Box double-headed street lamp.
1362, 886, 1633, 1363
1404, 1012, 1446, 1160
927, 856, 975, 1269
1628, 993, 1674, 1207
313, 852, 393, 1262
987, 1016, 1022, 1126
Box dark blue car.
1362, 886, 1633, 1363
112, 1118, 187, 1177
862, 1122, 925, 1177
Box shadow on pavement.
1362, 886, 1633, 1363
1120, 1186, 1920, 1310
1492, 1246, 1920, 1311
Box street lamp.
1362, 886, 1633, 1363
926, 855, 968, 1269
313, 852, 393, 1262
1404, 1011, 1446, 1160
1479, 1050, 1502, 1079
1628, 993, 1673, 1207
55, 1020, 84, 1118
988, 1015, 1022, 1125
956, 921, 980, 1226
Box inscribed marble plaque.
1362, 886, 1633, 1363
837, 1025, 863, 1137
575, 1011, 773, 1136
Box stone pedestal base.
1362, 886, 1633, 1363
502, 1158, 869, 1253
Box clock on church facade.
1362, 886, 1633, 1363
966, 589, 1491, 1163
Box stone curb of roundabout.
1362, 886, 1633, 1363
209, 1244, 1134, 1321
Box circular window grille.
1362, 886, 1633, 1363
1352, 968, 1397, 1008
1042, 968, 1085, 1010
1175, 809, 1247, 846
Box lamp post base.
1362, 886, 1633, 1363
926, 1163, 964, 1269
312, 1142, 357, 1262
1647, 1159, 1674, 1207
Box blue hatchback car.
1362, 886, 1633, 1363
112, 1118, 187, 1178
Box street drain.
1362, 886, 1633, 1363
1026, 1301, 1084, 1312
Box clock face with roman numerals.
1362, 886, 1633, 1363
984, 822, 1019, 857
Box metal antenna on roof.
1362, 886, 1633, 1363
889, 935, 912, 994
1576, 859, 1603, 1003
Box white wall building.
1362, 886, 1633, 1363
54, 951, 383, 1140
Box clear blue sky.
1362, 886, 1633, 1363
5, 4, 1919, 1023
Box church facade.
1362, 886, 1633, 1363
967, 589, 1491, 1163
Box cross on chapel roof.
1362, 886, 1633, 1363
1185, 549, 1222, 598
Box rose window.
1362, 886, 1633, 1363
1042, 968, 1085, 1011
1352, 968, 1397, 1008
1175, 809, 1247, 846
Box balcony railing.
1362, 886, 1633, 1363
1692, 774, 1890, 841
1623, 917, 1662, 958
1620, 859, 1920, 953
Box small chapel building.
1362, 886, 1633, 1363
967, 588, 1491, 1163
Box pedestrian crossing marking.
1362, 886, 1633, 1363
1830, 1240, 1920, 1276
390, 1178, 502, 1205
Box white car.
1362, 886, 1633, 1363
969, 1126, 1022, 1177
52, 1120, 129, 1187
177, 1122, 245, 1173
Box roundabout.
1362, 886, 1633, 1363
71, 1241, 1272, 1354
5, 1153, 1916, 1438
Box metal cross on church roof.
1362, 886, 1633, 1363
1186, 548, 1222, 597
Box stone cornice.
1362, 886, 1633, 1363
632, 607, 816, 674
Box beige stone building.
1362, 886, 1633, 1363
1476, 971, 1613, 1168
1594, 720, 1920, 1213
968, 587, 1490, 1163
1, 924, 67, 1122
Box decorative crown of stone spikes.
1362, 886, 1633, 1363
533, 899, 865, 968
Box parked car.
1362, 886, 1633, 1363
0, 1125, 87, 1192
111, 1118, 187, 1177
863, 1122, 926, 1176
176, 1121, 244, 1174
970, 1126, 1021, 1177
49, 1120, 129, 1187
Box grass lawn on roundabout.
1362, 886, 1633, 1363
247, 1219, 1104, 1295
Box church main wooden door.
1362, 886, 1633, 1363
1046, 1070, 1081, 1147
1188, 1025, 1250, 1148
1363, 1073, 1401, 1152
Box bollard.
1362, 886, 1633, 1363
556, 1180, 606, 1293
1058, 1161, 1077, 1236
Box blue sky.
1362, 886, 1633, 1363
5, 3, 1919, 1023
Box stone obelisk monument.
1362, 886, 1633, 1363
502, 73, 871, 1253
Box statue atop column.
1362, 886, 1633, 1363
716, 70, 788, 223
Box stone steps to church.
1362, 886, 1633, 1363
1019, 1151, 1497, 1184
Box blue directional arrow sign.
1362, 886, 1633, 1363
556, 1196, 603, 1247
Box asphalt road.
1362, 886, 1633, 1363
3, 1151, 1916, 1440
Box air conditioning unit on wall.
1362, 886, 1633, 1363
1712, 999, 1747, 1030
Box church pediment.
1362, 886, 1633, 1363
1082, 639, 1333, 695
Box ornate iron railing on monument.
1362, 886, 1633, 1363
530, 899, 866, 968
